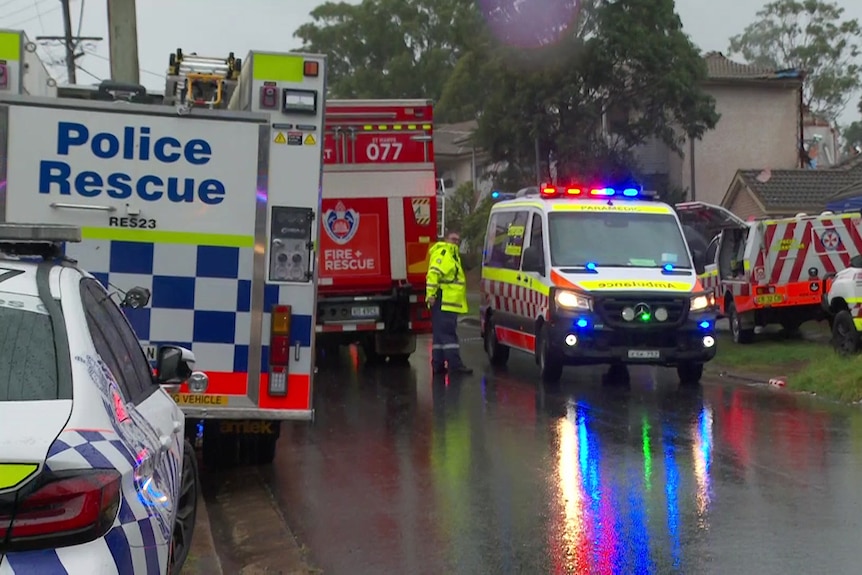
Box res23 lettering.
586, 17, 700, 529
108, 217, 156, 229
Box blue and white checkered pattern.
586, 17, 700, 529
65, 240, 314, 375
0, 430, 169, 575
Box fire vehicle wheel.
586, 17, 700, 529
484, 315, 510, 366
832, 310, 860, 356
728, 301, 754, 344
169, 440, 199, 575
538, 326, 563, 383
677, 362, 704, 386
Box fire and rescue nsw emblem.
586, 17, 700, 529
323, 201, 359, 245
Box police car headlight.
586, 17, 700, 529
690, 294, 711, 311
555, 290, 591, 310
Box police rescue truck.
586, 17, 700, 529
481, 184, 718, 384
0, 47, 327, 467
317, 100, 438, 363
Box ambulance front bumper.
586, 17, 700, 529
547, 306, 717, 366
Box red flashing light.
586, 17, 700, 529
541, 187, 556, 195
566, 188, 581, 195
303, 60, 319, 77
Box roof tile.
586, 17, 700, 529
738, 167, 862, 211
704, 51, 802, 81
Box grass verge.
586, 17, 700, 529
710, 328, 862, 403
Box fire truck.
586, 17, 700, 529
316, 100, 439, 363
0, 45, 327, 467
676, 201, 862, 344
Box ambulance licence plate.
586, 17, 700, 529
628, 350, 660, 359
754, 294, 784, 305
351, 306, 379, 318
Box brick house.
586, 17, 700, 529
722, 156, 862, 219
634, 52, 804, 206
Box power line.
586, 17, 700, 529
35, 0, 102, 84
6, 5, 59, 27
82, 49, 163, 79
3, 0, 51, 20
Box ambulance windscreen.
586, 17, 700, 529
548, 212, 691, 268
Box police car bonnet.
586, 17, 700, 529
38, 122, 226, 205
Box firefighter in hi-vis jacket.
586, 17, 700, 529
426, 230, 473, 375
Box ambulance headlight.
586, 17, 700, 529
555, 290, 591, 310
690, 294, 712, 311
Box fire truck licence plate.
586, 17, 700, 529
352, 306, 379, 318
755, 294, 784, 305
628, 350, 660, 359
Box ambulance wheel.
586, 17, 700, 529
677, 362, 704, 386
832, 310, 860, 356
728, 301, 754, 344
484, 316, 510, 366
538, 326, 563, 383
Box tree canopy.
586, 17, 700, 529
727, 0, 862, 123
294, 0, 720, 191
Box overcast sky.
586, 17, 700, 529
2, 0, 861, 125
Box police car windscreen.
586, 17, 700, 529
0, 293, 60, 401
548, 212, 691, 268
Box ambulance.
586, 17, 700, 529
0, 47, 327, 467
480, 184, 718, 384
316, 99, 438, 363
675, 202, 862, 344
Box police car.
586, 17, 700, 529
480, 184, 718, 384
0, 224, 200, 574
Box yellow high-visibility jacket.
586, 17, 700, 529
425, 241, 468, 314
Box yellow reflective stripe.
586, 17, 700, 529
743, 260, 750, 270
549, 203, 673, 214
252, 53, 304, 82
0, 31, 21, 61
0, 463, 38, 491
845, 297, 862, 304
481, 266, 550, 295
82, 227, 254, 248
854, 318, 862, 331
495, 201, 543, 210
578, 280, 693, 292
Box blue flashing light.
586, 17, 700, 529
576, 318, 589, 328
586, 262, 597, 271
698, 320, 711, 330
591, 187, 614, 196
538, 183, 650, 201
664, 264, 674, 272
622, 188, 639, 197
491, 191, 499, 198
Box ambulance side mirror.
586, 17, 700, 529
522, 245, 545, 275
691, 249, 706, 275
851, 255, 862, 269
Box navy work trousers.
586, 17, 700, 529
431, 297, 465, 370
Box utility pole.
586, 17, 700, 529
106, 0, 140, 84
36, 0, 103, 84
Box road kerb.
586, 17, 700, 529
181, 492, 223, 575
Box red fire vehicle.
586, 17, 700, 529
316, 99, 438, 362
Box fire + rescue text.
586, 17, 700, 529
323, 249, 376, 271
38, 122, 226, 204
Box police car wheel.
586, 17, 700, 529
538, 327, 563, 383
831, 310, 860, 356
170, 440, 200, 574
484, 316, 510, 366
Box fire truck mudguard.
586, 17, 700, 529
0, 49, 328, 467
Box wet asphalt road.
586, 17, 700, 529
261, 324, 862, 575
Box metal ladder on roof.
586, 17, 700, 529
164, 49, 241, 109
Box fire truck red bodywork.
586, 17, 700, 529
316, 100, 438, 361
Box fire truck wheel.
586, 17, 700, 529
677, 362, 704, 386
728, 301, 754, 344
484, 315, 510, 366
361, 340, 384, 365
538, 326, 563, 383
831, 310, 860, 356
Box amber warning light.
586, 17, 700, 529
304, 60, 319, 77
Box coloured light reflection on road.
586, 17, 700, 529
550, 403, 619, 574
692, 406, 714, 524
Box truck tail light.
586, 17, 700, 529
756, 285, 776, 295
0, 470, 120, 551
269, 305, 291, 396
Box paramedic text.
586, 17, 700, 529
38, 122, 226, 204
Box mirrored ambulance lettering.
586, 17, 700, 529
38, 122, 226, 204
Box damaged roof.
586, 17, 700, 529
703, 52, 803, 81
